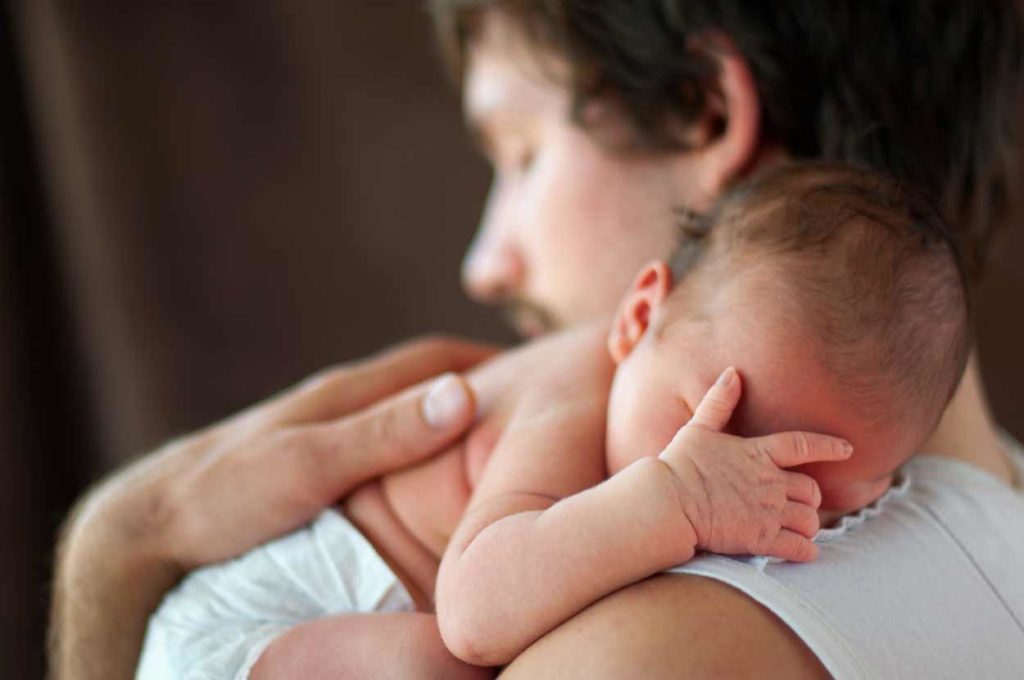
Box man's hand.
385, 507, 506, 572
50, 336, 496, 680
658, 367, 853, 563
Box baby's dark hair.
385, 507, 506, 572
672, 163, 971, 437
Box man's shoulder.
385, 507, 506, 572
500, 572, 830, 679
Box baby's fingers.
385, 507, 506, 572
768, 529, 819, 563
689, 367, 742, 432
756, 431, 853, 468
785, 472, 822, 507
782, 502, 820, 539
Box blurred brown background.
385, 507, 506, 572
0, 1, 1020, 677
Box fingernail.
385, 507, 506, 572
842, 441, 854, 456
717, 366, 737, 387
423, 373, 468, 429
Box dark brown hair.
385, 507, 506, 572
683, 162, 971, 435
430, 0, 1024, 280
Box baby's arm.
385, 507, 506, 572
435, 353, 693, 667
436, 365, 852, 667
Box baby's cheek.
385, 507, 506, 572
605, 407, 645, 474
607, 351, 689, 472
814, 471, 896, 514
607, 403, 682, 474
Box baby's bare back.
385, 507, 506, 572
343, 324, 612, 609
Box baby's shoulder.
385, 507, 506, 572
469, 322, 613, 414
520, 323, 613, 394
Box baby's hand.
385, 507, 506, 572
658, 367, 853, 563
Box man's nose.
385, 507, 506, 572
461, 229, 525, 304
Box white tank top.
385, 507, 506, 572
666, 435, 1024, 680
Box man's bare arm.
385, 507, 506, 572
499, 573, 831, 680
49, 337, 493, 680
250, 613, 493, 680
51, 492, 180, 680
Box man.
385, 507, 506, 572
51, 1, 1024, 678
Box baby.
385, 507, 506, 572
136, 163, 969, 678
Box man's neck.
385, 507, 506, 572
918, 350, 1017, 486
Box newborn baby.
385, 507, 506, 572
136, 163, 969, 678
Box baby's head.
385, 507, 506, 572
605, 163, 970, 512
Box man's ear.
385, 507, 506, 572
608, 261, 674, 363
682, 34, 762, 198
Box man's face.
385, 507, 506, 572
461, 13, 716, 337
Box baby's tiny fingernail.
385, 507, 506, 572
841, 441, 854, 456
717, 366, 737, 387
423, 374, 469, 429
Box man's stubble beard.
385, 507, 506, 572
501, 298, 560, 338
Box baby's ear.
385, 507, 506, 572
608, 261, 674, 363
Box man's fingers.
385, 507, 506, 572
298, 372, 477, 500
266, 337, 497, 427
781, 502, 820, 539
756, 431, 853, 468
784, 472, 822, 507
159, 373, 477, 570
688, 367, 742, 432
768, 529, 819, 563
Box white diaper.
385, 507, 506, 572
136, 509, 414, 680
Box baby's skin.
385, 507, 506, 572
250, 254, 855, 678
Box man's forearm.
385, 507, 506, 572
50, 481, 181, 680
436, 456, 697, 667
47, 338, 490, 679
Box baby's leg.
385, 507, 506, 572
136, 509, 432, 678
251, 612, 493, 680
